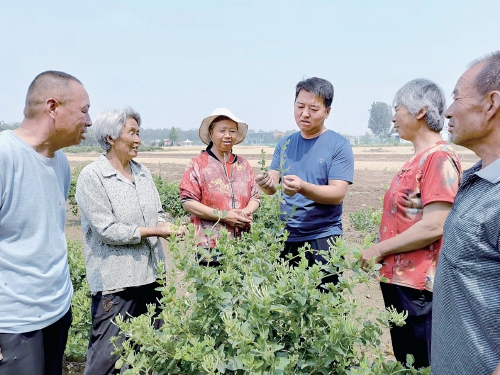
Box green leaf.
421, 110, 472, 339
294, 295, 307, 306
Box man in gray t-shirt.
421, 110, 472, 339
0, 71, 92, 374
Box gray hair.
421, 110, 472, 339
393, 78, 446, 132
468, 50, 500, 96
93, 106, 141, 151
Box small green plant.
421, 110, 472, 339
66, 239, 92, 361
68, 164, 87, 217
259, 148, 269, 177
349, 207, 382, 235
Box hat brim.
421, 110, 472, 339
199, 115, 248, 145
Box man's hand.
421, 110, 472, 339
255, 172, 275, 189
359, 245, 384, 270
282, 175, 304, 196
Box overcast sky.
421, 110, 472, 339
1, 0, 498, 135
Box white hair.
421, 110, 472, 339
93, 106, 141, 151
393, 78, 446, 132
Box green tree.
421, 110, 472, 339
169, 126, 180, 145
368, 102, 393, 136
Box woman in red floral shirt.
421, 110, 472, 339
360, 79, 462, 367
180, 108, 260, 262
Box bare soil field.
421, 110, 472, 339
63, 145, 479, 374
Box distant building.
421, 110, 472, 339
164, 139, 173, 146
151, 139, 164, 146
245, 131, 284, 146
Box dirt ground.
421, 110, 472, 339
62, 145, 479, 374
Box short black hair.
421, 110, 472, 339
295, 77, 334, 108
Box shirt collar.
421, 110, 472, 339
96, 154, 145, 178
475, 157, 500, 183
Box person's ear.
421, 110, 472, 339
485, 91, 500, 121
46, 98, 59, 119
416, 107, 428, 120
107, 135, 115, 146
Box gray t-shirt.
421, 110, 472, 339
0, 130, 73, 333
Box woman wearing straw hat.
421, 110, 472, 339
180, 108, 260, 263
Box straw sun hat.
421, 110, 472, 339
199, 108, 248, 145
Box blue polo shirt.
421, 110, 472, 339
270, 130, 354, 241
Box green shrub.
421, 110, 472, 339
152, 175, 186, 219
349, 207, 382, 235
68, 164, 87, 217
66, 240, 92, 361
112, 193, 427, 374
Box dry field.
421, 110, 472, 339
63, 145, 479, 373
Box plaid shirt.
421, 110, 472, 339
432, 158, 500, 374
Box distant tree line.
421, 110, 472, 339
0, 121, 20, 131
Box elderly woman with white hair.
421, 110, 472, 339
76, 107, 182, 375
360, 79, 462, 367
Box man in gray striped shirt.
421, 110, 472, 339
432, 51, 500, 374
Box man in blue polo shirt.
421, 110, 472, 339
256, 77, 354, 291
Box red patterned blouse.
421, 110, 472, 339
379, 142, 462, 291
180, 151, 260, 249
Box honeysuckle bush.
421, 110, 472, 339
66, 239, 92, 361
112, 193, 429, 374
151, 174, 186, 219
349, 207, 382, 236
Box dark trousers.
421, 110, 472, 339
0, 307, 72, 375
83, 282, 163, 375
380, 282, 432, 368
280, 235, 340, 293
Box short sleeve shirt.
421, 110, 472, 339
432, 158, 500, 374
270, 130, 354, 241
379, 142, 461, 291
